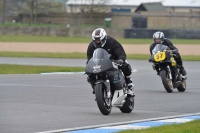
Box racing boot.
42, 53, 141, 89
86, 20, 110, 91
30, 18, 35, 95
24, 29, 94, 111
125, 76, 135, 96
180, 66, 186, 76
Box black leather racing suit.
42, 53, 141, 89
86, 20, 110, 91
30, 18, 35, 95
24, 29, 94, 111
87, 36, 133, 88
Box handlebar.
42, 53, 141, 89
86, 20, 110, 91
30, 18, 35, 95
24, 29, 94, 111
112, 61, 122, 66
167, 50, 176, 56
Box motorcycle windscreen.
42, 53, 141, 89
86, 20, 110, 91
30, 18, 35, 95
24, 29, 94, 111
92, 48, 109, 65
85, 48, 113, 74
152, 44, 168, 54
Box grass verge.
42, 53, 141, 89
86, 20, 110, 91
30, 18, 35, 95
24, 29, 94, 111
0, 35, 200, 44
0, 52, 87, 58
0, 52, 200, 61
118, 119, 200, 133
0, 64, 84, 74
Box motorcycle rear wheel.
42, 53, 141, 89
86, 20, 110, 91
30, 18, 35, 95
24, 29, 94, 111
177, 80, 186, 92
95, 83, 111, 115
160, 70, 173, 93
120, 96, 134, 113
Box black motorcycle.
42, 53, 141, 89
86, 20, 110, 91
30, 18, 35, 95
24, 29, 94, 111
149, 44, 186, 93
85, 48, 134, 115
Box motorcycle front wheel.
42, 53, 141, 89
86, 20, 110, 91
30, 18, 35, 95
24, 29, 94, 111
160, 70, 173, 93
95, 83, 112, 115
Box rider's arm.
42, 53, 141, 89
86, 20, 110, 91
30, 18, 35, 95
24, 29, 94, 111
165, 39, 178, 54
165, 39, 178, 50
112, 39, 126, 61
86, 43, 95, 63
149, 43, 155, 55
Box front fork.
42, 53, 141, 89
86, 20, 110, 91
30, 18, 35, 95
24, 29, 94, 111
167, 65, 173, 80
103, 80, 111, 98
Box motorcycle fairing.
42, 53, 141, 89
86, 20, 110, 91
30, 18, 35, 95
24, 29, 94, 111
85, 48, 113, 74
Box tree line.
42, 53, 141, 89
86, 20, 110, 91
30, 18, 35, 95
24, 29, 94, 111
1, 0, 67, 25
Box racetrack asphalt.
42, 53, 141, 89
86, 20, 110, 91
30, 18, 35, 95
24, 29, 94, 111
0, 58, 200, 133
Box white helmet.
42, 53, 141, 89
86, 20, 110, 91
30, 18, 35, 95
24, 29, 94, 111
92, 28, 107, 47
153, 31, 164, 43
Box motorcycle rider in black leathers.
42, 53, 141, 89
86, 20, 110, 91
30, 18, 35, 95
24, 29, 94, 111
149, 31, 187, 76
87, 28, 134, 96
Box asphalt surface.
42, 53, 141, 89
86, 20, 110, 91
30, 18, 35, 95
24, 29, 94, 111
0, 58, 200, 133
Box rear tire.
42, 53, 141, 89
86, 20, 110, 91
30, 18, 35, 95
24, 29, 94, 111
177, 80, 186, 92
160, 70, 173, 93
95, 84, 111, 115
120, 96, 134, 113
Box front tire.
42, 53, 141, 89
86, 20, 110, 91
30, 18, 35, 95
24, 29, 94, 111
120, 96, 134, 113
160, 70, 173, 93
95, 84, 111, 115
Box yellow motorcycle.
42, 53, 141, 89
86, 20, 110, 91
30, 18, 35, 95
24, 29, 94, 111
149, 44, 186, 93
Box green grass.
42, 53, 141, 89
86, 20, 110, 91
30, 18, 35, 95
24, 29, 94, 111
127, 54, 150, 60
2, 22, 200, 29
181, 55, 200, 61
0, 52, 199, 61
0, 52, 87, 58
0, 64, 84, 74
118, 119, 200, 133
118, 38, 200, 44
0, 35, 200, 44
0, 36, 91, 43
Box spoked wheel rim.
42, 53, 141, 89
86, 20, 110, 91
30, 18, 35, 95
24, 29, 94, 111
166, 72, 173, 89
126, 96, 134, 109
181, 81, 186, 89
103, 90, 112, 110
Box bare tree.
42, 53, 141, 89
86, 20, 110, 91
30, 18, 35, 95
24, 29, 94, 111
88, 0, 109, 13
23, 0, 36, 24
1, 0, 6, 24
20, 0, 64, 25
66, 0, 111, 26
87, 0, 110, 24
0, 1, 3, 14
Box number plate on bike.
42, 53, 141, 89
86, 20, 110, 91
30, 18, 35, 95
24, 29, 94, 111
154, 52, 166, 62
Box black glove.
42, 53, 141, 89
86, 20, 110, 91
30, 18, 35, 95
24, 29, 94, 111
87, 75, 95, 84
87, 76, 91, 83
149, 58, 151, 62
172, 49, 178, 54
116, 59, 124, 65
168, 49, 178, 54
148, 56, 152, 62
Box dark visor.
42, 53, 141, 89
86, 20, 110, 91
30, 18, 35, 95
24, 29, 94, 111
95, 37, 101, 41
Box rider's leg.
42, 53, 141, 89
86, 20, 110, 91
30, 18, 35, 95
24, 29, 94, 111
152, 64, 160, 75
125, 76, 135, 93
87, 75, 95, 94
174, 53, 186, 76
119, 61, 135, 96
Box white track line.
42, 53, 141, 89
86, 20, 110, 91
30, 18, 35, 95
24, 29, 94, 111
36, 112, 200, 133
40, 70, 137, 75
40, 72, 85, 75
